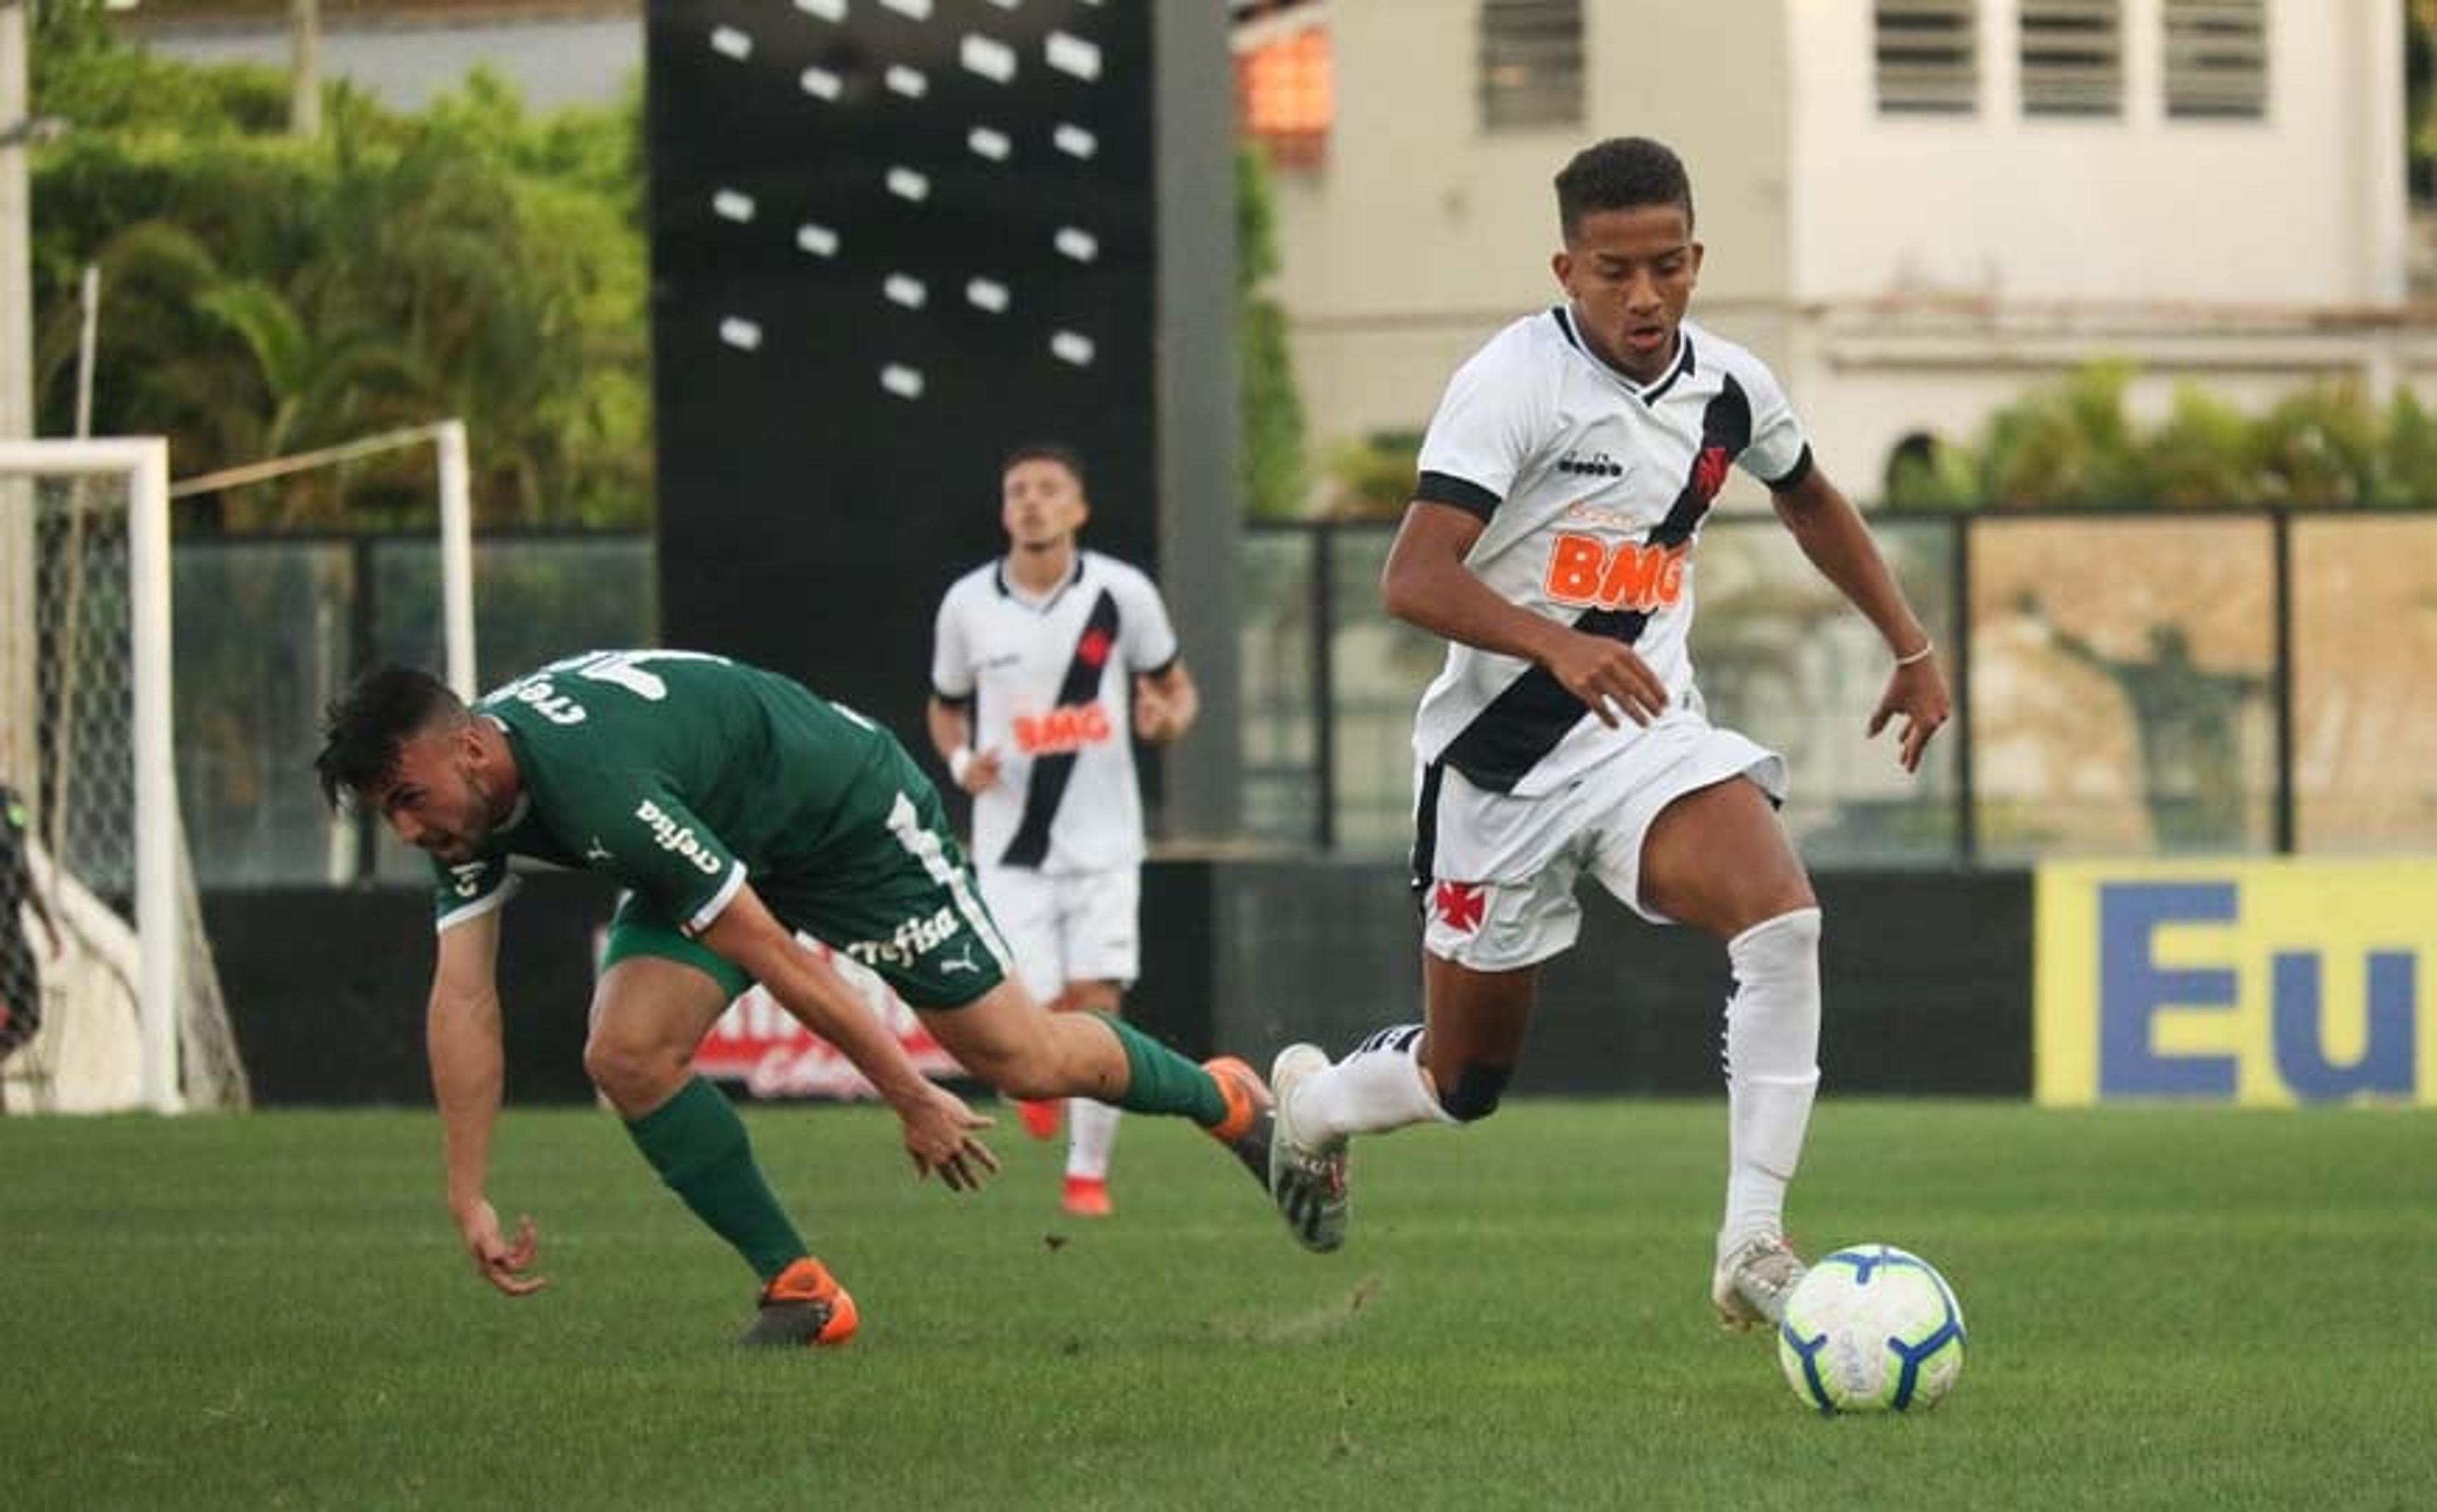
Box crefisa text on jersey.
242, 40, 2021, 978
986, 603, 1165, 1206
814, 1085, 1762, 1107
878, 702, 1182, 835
632, 798, 723, 876
841, 904, 962, 970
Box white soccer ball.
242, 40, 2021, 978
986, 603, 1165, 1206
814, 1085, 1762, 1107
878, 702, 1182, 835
1776, 1244, 1966, 1414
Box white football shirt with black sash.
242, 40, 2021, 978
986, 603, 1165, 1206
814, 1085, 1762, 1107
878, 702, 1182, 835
931, 550, 1180, 875
1408, 311, 1813, 799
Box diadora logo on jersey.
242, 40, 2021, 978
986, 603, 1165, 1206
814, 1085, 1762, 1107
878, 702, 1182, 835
842, 904, 962, 969
633, 799, 723, 876
447, 861, 488, 898
1557, 450, 1625, 478
1433, 880, 1487, 935
1691, 444, 1731, 501
1542, 534, 1689, 612
1013, 702, 1114, 755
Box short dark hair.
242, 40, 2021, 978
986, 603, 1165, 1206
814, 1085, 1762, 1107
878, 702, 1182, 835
314, 665, 468, 810
1554, 137, 1695, 240
1002, 442, 1086, 490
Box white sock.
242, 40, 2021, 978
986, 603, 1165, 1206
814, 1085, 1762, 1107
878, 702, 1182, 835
1289, 1023, 1457, 1144
1719, 907, 1823, 1263
1066, 1098, 1121, 1180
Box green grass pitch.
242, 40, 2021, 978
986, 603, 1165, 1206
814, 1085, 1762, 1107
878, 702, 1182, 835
6, 1098, 2433, 1509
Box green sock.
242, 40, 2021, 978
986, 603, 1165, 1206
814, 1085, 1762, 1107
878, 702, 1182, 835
623, 1075, 806, 1283
1092, 1013, 1227, 1126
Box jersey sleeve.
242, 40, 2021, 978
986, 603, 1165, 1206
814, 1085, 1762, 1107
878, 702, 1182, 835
567, 779, 748, 936
1734, 357, 1812, 489
1414, 336, 1550, 520
432, 855, 517, 933
930, 580, 975, 702
1112, 565, 1181, 674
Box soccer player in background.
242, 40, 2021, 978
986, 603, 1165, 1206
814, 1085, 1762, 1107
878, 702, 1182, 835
928, 444, 1199, 1217
1264, 138, 1952, 1331
314, 650, 1269, 1346
0, 782, 62, 1070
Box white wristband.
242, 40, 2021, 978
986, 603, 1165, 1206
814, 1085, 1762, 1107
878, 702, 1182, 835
948, 746, 974, 784
1894, 641, 1934, 667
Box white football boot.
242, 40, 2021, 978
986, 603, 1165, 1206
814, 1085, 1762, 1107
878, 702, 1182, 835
1712, 1233, 1807, 1332
1267, 1042, 1349, 1254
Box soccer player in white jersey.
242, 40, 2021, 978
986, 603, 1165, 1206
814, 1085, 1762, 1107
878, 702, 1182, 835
1265, 138, 1952, 1331
928, 444, 1200, 1217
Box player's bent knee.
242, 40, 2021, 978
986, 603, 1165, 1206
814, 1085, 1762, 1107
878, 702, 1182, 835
953, 1036, 1061, 1101
990, 1061, 1059, 1101
1734, 904, 1823, 959
1437, 1061, 1513, 1123
583, 1035, 680, 1112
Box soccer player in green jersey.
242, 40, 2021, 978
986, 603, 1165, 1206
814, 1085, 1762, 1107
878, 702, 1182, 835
315, 649, 1272, 1346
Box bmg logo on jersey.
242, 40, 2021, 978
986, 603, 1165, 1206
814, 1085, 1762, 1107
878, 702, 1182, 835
1013, 702, 1113, 756
633, 799, 724, 877
2035, 860, 2436, 1107
1542, 534, 1688, 613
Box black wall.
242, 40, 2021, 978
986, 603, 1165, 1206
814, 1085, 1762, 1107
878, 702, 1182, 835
1167, 863, 2031, 1098
647, 1, 1161, 752
217, 865, 2031, 1105
208, 874, 613, 1107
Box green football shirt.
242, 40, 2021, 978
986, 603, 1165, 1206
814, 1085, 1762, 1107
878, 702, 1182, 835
428, 652, 1003, 1006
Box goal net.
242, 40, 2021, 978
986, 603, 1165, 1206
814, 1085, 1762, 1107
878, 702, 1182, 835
0, 438, 249, 1112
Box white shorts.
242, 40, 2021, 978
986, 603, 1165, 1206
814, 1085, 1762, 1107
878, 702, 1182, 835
974, 864, 1141, 1003
1417, 714, 1785, 972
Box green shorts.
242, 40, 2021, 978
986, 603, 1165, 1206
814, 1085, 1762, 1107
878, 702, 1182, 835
598, 779, 1012, 1011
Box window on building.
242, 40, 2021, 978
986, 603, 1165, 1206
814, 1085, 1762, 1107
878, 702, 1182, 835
2164, 0, 2268, 119
1238, 23, 1333, 168
2020, 0, 2122, 117
1478, 0, 1584, 133
1876, 0, 1979, 114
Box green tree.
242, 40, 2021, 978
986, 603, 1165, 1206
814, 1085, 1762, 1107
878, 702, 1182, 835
1976, 361, 2146, 508
2412, 0, 2437, 201
1238, 144, 1309, 520
27, 18, 651, 528
1899, 363, 2437, 511
2138, 384, 2259, 507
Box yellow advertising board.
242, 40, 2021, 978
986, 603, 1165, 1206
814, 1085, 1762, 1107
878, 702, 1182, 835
2035, 860, 2437, 1105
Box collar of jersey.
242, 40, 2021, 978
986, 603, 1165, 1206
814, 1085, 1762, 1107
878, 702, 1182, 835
480, 713, 534, 834
993, 552, 1085, 612
1550, 306, 1696, 404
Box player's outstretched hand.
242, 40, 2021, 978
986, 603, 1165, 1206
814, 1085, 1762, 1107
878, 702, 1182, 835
899, 1083, 1001, 1193
457, 1200, 549, 1297
1133, 681, 1173, 740
1545, 631, 1668, 728
958, 746, 1004, 794
1868, 653, 1952, 773
1133, 676, 1192, 742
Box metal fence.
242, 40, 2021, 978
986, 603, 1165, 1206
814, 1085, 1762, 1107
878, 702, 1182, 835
1239, 510, 2437, 864
171, 513, 2437, 886
173, 530, 657, 888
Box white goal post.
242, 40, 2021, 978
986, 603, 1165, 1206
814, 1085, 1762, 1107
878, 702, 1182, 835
168, 419, 478, 699
0, 438, 184, 1109
2, 424, 476, 1114
3, 424, 477, 1112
